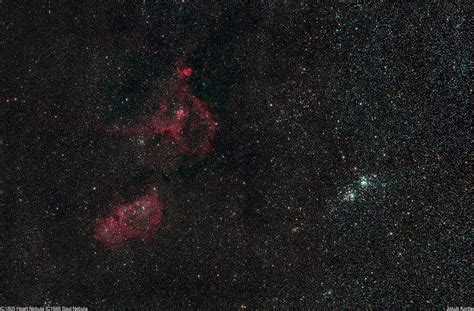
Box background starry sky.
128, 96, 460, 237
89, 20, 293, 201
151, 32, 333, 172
1, 1, 472, 309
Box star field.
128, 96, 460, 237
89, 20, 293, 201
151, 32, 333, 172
1, 1, 472, 309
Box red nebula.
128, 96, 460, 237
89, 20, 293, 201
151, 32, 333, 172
94, 188, 164, 248
93, 61, 218, 248
179, 67, 193, 79
107, 66, 217, 159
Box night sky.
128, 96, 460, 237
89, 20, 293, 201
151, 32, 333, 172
2, 1, 472, 309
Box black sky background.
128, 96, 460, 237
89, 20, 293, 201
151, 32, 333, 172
1, 1, 472, 309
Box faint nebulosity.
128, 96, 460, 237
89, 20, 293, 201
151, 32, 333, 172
1, 1, 471, 309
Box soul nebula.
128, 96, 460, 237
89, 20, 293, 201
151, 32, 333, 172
94, 188, 164, 248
